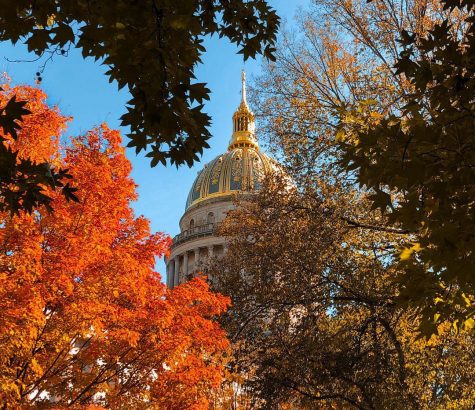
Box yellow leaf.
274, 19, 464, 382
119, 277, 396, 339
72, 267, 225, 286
335, 129, 346, 142
30, 358, 42, 375
452, 319, 459, 333
400, 243, 421, 261
461, 293, 471, 308
47, 14, 56, 27
463, 318, 475, 331
400, 247, 413, 260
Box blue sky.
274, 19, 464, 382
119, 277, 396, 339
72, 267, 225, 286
0, 0, 310, 280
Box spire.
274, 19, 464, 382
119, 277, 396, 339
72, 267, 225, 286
241, 69, 247, 106
229, 70, 258, 150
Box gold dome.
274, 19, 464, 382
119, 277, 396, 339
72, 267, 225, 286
185, 147, 277, 209
185, 71, 277, 210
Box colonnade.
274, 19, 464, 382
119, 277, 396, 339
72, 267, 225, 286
167, 245, 217, 289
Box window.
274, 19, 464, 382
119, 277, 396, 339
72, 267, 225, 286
189, 219, 195, 230
207, 212, 214, 224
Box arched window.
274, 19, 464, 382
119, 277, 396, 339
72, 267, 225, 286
207, 212, 214, 224
189, 219, 194, 230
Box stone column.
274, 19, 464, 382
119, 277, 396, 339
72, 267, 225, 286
170, 259, 176, 288
207, 245, 214, 283
183, 252, 188, 282
174, 256, 180, 287
166, 260, 171, 288
193, 248, 200, 273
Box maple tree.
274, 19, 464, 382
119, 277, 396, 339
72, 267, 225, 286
0, 0, 279, 167
0, 81, 78, 214
338, 0, 475, 330
0, 84, 230, 408
211, 175, 475, 409
252, 0, 475, 331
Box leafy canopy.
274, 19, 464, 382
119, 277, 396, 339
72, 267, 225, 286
0, 0, 279, 167
212, 176, 475, 409
339, 0, 475, 331
0, 83, 230, 408
252, 0, 474, 334
0, 82, 78, 214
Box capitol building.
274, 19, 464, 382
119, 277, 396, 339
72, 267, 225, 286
166, 72, 278, 288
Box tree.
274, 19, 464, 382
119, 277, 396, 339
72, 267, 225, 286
211, 176, 475, 409
252, 0, 473, 331
0, 81, 78, 214
0, 0, 279, 167
338, 0, 475, 330
253, 0, 466, 184
0, 84, 230, 408
208, 2, 475, 405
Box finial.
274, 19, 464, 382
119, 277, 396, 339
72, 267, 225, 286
229, 70, 258, 150
241, 69, 247, 105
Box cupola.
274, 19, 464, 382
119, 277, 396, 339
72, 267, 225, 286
228, 71, 259, 150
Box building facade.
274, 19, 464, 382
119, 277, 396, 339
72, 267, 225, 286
166, 72, 277, 288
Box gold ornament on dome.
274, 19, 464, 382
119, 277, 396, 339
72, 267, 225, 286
229, 70, 259, 150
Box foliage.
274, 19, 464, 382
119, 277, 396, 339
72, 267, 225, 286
211, 176, 475, 409
254, 0, 471, 181
0, 82, 78, 215
252, 0, 474, 332
0, 0, 279, 167
338, 0, 475, 330
0, 84, 230, 408
208, 1, 475, 405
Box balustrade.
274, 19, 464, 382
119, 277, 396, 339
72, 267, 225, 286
171, 222, 220, 248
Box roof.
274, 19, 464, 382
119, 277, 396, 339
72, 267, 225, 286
185, 146, 277, 210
